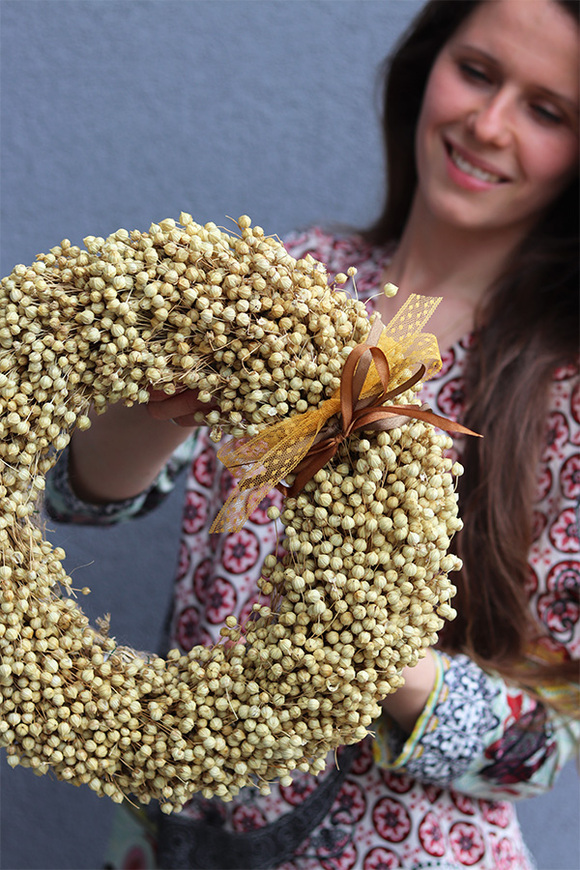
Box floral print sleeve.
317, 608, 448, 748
44, 434, 199, 526
373, 650, 580, 801
374, 367, 580, 801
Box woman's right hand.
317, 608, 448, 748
146, 388, 217, 428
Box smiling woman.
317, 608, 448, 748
413, 0, 579, 235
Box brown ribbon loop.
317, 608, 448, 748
286, 343, 479, 497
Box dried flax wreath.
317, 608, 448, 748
0, 214, 474, 813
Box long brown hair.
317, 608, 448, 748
366, 1, 579, 687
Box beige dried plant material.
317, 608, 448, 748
0, 215, 462, 812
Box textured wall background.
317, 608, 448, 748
0, 1, 578, 868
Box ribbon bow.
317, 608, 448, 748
285, 341, 475, 498
210, 296, 479, 534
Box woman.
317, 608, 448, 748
47, 0, 579, 867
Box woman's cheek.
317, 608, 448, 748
520, 132, 579, 204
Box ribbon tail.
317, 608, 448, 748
210, 484, 270, 534
375, 405, 481, 438
287, 443, 339, 497
403, 407, 481, 437
210, 421, 331, 531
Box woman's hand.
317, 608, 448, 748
146, 388, 218, 427
69, 387, 220, 504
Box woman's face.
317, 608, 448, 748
414, 0, 579, 236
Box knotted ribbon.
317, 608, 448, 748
210, 295, 479, 534
284, 342, 477, 498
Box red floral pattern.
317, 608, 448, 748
219, 466, 236, 504
560, 453, 580, 499
571, 379, 580, 426
418, 811, 447, 857
479, 799, 511, 828
319, 839, 358, 870
534, 464, 552, 503
549, 508, 580, 554
204, 576, 237, 624
449, 821, 486, 865
423, 783, 444, 804
434, 376, 465, 421
350, 736, 374, 775
280, 775, 318, 807
192, 446, 217, 487
175, 540, 191, 582
249, 489, 284, 525
330, 780, 367, 825
182, 489, 208, 535
436, 346, 457, 380
492, 835, 519, 869
175, 605, 202, 651
221, 529, 260, 574
525, 564, 539, 596
363, 846, 402, 869
537, 560, 580, 642
531, 510, 548, 544
542, 411, 570, 461
372, 797, 412, 843
380, 769, 414, 794
554, 362, 579, 381
451, 790, 477, 815
193, 557, 214, 603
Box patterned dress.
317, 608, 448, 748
46, 229, 580, 870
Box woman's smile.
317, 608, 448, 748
444, 140, 510, 189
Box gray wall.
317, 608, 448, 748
0, 1, 578, 868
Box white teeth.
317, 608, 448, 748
450, 147, 502, 183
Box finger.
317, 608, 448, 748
169, 413, 205, 428
147, 388, 184, 403
147, 390, 216, 421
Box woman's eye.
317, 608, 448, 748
459, 62, 491, 84
531, 104, 563, 125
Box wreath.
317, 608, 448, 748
0, 214, 472, 813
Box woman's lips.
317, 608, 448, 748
444, 140, 510, 189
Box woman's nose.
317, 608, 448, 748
467, 89, 515, 147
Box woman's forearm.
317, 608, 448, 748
381, 649, 437, 735
68, 401, 195, 504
